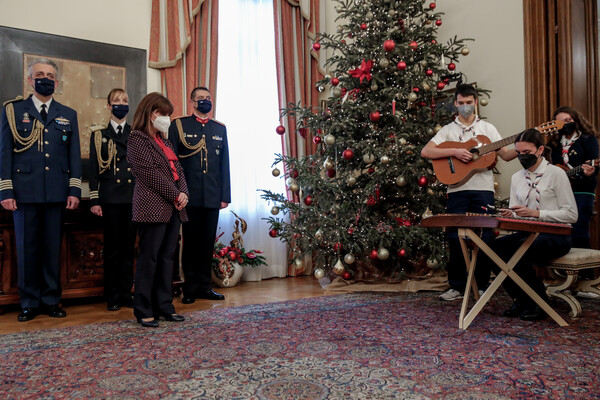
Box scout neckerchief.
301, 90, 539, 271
560, 131, 580, 168
523, 166, 544, 211
454, 116, 479, 142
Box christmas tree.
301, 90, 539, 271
261, 0, 487, 281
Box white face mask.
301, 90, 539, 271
152, 114, 171, 136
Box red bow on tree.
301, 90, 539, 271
348, 59, 373, 83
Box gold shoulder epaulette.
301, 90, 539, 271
212, 119, 226, 127
90, 123, 108, 133
2, 96, 23, 107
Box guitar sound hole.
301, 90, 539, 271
470, 148, 479, 160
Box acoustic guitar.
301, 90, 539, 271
431, 120, 564, 186
558, 158, 600, 177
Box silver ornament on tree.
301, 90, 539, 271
420, 60, 428, 67
379, 58, 390, 68
426, 258, 439, 268
461, 47, 470, 55
480, 98, 489, 106
286, 177, 296, 186
377, 248, 390, 260
333, 87, 342, 97
363, 153, 375, 164
270, 206, 280, 215
294, 258, 304, 270
333, 259, 345, 275
370, 83, 378, 91
344, 253, 356, 264
399, 138, 407, 146
318, 85, 325, 92
381, 155, 390, 164
314, 268, 325, 279
395, 176, 407, 187
324, 134, 336, 145
346, 176, 357, 186
407, 92, 418, 102
323, 157, 334, 170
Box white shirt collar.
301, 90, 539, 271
110, 119, 126, 133
30, 95, 53, 114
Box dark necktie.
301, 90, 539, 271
117, 125, 123, 135
40, 104, 47, 123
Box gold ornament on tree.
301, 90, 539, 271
344, 253, 355, 264
324, 134, 336, 145
272, 168, 281, 177
333, 259, 345, 275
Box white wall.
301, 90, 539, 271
322, 0, 526, 199
0, 0, 161, 93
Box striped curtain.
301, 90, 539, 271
273, 0, 324, 160
273, 0, 324, 276
149, 0, 219, 118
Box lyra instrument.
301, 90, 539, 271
431, 120, 564, 186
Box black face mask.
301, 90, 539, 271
111, 104, 129, 119
35, 77, 55, 96
196, 99, 212, 114
559, 122, 576, 136
518, 153, 539, 170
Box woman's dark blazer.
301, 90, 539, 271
127, 129, 189, 223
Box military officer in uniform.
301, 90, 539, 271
168, 86, 231, 303
0, 59, 82, 321
89, 88, 136, 311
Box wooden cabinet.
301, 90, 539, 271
0, 200, 105, 305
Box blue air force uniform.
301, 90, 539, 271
0, 95, 82, 309
168, 116, 231, 297
89, 122, 136, 308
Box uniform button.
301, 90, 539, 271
127, 179, 132, 183
117, 158, 120, 161
16, 169, 20, 172
45, 166, 50, 171
45, 153, 50, 158
127, 168, 131, 171
116, 179, 121, 183
44, 141, 49, 145
45, 129, 49, 133
116, 168, 120, 172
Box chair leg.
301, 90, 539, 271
546, 269, 582, 320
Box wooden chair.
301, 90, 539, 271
545, 248, 600, 319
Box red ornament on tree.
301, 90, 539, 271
276, 125, 286, 135
426, 69, 433, 76
436, 81, 446, 90
312, 42, 321, 51
333, 242, 343, 252
342, 149, 354, 160
331, 77, 340, 86
369, 110, 381, 122
313, 136, 322, 144
429, 2, 436, 9
448, 63, 456, 71
360, 23, 368, 30
431, 39, 437, 44
397, 249, 406, 257
397, 61, 407, 70
383, 39, 395, 52
342, 271, 352, 280
409, 41, 418, 50
435, 19, 442, 26
304, 196, 313, 206
418, 176, 429, 187
326, 169, 336, 178
290, 169, 299, 178
269, 229, 278, 238
368, 167, 375, 174
298, 127, 307, 138
370, 249, 379, 260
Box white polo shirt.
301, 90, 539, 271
430, 117, 503, 193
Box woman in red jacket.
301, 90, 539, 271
127, 93, 189, 327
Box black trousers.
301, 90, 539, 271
102, 204, 136, 305
134, 214, 180, 319
489, 232, 571, 304
181, 207, 219, 297
13, 203, 64, 309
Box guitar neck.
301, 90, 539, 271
567, 159, 598, 177
478, 133, 520, 155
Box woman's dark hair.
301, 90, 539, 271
132, 92, 174, 136
552, 106, 598, 137
515, 128, 552, 161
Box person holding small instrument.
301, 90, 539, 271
494, 128, 577, 320
421, 84, 517, 301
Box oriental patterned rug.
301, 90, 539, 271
1, 292, 599, 399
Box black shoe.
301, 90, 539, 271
160, 313, 185, 322
44, 305, 67, 318
17, 308, 38, 322
181, 296, 196, 304
107, 303, 121, 311
137, 318, 159, 328
503, 299, 524, 318
519, 305, 546, 321
196, 289, 225, 300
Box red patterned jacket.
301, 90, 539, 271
127, 129, 189, 223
